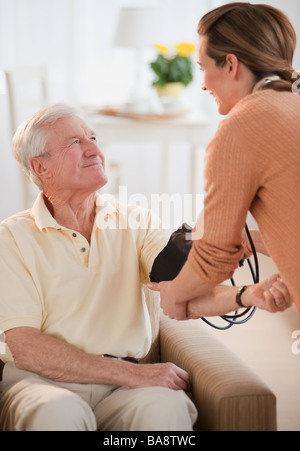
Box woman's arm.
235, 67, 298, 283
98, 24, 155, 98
242, 228, 270, 257
148, 259, 293, 320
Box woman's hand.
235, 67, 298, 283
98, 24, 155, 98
148, 280, 189, 321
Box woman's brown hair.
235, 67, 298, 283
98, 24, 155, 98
198, 2, 299, 93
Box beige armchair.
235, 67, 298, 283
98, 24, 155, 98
142, 287, 277, 431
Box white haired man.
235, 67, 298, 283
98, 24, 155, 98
0, 104, 197, 431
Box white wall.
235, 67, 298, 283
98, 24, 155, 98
0, 0, 299, 221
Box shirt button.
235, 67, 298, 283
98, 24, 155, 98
81, 248, 86, 253
72, 233, 77, 238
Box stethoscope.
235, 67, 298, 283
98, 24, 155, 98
201, 224, 258, 330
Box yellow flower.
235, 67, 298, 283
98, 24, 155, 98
154, 44, 169, 55
175, 42, 196, 57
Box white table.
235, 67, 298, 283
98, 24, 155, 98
87, 110, 210, 199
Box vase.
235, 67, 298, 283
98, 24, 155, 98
155, 82, 184, 99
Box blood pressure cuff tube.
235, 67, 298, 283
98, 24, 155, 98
149, 223, 193, 283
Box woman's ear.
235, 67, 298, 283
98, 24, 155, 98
225, 54, 239, 79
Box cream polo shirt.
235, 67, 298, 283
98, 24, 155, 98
0, 193, 169, 362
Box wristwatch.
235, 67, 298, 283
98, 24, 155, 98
236, 286, 248, 308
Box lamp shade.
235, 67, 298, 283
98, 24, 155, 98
114, 7, 160, 49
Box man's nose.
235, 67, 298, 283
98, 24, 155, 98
83, 138, 101, 155
83, 139, 105, 165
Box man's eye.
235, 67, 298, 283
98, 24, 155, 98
90, 136, 97, 142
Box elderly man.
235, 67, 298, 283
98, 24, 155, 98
0, 104, 197, 431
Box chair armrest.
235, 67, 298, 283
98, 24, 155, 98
159, 314, 277, 431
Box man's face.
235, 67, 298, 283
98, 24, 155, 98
36, 115, 107, 194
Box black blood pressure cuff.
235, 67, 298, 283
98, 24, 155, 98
150, 223, 247, 284
149, 223, 193, 283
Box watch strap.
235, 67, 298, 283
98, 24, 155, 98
236, 286, 248, 308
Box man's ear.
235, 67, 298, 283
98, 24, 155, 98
29, 157, 51, 181
225, 53, 239, 80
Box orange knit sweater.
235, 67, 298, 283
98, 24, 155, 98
189, 89, 300, 310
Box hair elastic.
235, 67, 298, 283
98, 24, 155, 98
252, 75, 281, 93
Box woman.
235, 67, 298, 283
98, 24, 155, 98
149, 2, 300, 320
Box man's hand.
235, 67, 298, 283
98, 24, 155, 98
129, 362, 191, 392
242, 273, 293, 313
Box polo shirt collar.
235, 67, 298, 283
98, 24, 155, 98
30, 193, 58, 231
31, 192, 118, 232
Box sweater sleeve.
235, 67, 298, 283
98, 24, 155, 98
188, 113, 260, 284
